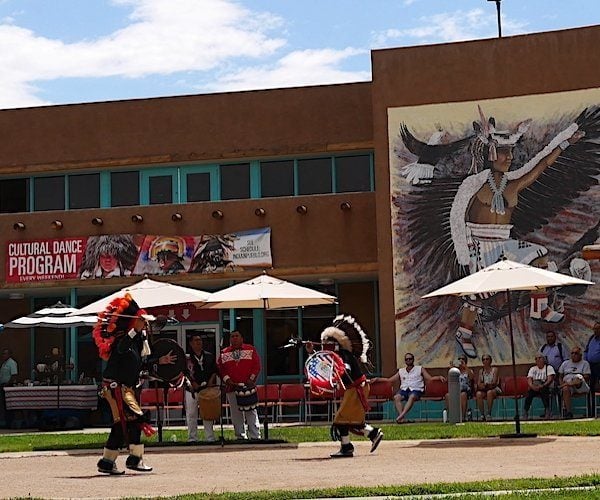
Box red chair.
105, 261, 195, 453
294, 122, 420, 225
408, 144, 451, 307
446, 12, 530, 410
256, 384, 279, 421
420, 379, 448, 421
498, 376, 529, 419
140, 386, 184, 425
306, 385, 335, 422
277, 383, 306, 422
367, 380, 394, 419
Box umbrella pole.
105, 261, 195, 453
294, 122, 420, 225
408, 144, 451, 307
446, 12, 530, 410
501, 290, 536, 439
262, 311, 269, 440
506, 290, 521, 435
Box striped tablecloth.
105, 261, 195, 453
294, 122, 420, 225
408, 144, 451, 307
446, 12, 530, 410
4, 385, 99, 411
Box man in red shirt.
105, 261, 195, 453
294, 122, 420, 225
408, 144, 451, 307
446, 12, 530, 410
217, 331, 261, 439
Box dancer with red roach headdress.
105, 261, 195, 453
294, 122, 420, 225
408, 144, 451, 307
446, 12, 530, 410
93, 293, 176, 474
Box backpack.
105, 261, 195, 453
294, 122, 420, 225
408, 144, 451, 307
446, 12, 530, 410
540, 342, 565, 364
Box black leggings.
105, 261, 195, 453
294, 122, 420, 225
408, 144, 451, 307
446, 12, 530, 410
106, 421, 142, 450
523, 388, 550, 412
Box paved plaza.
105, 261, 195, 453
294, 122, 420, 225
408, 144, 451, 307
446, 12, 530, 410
0, 436, 599, 498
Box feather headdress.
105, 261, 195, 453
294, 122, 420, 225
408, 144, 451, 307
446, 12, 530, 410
320, 314, 371, 363
92, 293, 148, 360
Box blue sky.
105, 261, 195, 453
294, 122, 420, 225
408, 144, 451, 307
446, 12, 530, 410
0, 0, 597, 110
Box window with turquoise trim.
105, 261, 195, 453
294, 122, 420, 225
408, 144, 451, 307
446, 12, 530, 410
69, 173, 100, 209
220, 163, 250, 200
335, 155, 371, 192
111, 171, 139, 207
0, 178, 29, 213
297, 157, 332, 195
186, 172, 211, 202
260, 160, 294, 197
34, 176, 65, 211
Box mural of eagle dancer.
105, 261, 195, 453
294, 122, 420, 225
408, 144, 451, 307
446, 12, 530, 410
391, 96, 600, 366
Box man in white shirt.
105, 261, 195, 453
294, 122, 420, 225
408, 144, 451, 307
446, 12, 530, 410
374, 353, 445, 424
559, 346, 591, 419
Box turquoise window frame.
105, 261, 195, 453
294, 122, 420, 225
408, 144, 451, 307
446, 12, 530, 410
180, 164, 219, 202
140, 167, 180, 205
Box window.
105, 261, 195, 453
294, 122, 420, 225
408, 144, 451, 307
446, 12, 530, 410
220, 163, 250, 200
335, 155, 371, 192
297, 158, 331, 195
260, 160, 294, 197
186, 172, 211, 202
69, 173, 100, 209
111, 171, 139, 207
34, 176, 65, 211
0, 178, 29, 213
149, 175, 173, 204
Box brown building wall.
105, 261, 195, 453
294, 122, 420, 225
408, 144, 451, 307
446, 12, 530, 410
0, 83, 373, 173
372, 25, 600, 375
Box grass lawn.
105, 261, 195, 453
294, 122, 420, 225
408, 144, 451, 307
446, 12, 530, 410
2, 418, 600, 453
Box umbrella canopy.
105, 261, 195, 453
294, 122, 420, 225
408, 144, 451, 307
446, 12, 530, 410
422, 259, 595, 436
422, 259, 594, 298
5, 302, 98, 328
75, 278, 211, 315
201, 273, 337, 310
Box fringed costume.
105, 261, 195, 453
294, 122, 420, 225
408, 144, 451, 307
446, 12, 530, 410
320, 314, 383, 458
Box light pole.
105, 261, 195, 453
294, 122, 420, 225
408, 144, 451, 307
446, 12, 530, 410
487, 0, 502, 38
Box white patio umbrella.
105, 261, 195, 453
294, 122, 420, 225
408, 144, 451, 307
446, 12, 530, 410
423, 259, 594, 436
5, 302, 98, 328
202, 273, 337, 310
74, 278, 211, 315
201, 272, 337, 439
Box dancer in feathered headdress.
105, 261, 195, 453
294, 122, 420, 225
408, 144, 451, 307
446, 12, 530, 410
93, 293, 177, 475
308, 314, 383, 458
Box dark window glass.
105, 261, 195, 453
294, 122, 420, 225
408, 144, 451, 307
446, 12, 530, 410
0, 178, 29, 213
265, 310, 299, 376
149, 175, 172, 205
260, 160, 294, 197
69, 173, 100, 209
34, 176, 65, 211
336, 155, 371, 192
111, 171, 139, 207
297, 158, 331, 195
220, 163, 250, 200
186, 172, 211, 202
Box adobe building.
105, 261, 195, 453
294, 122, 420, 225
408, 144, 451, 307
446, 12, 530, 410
0, 25, 598, 384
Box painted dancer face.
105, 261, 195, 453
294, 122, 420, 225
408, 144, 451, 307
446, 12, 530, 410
492, 146, 513, 172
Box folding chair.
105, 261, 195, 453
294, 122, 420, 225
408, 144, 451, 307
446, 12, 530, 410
256, 384, 279, 422
498, 376, 528, 419
420, 379, 448, 421
367, 380, 394, 420
277, 383, 306, 422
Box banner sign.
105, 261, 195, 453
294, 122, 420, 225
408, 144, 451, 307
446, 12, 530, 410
5, 227, 271, 284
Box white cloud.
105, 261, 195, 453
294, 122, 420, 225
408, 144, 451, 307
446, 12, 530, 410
0, 0, 287, 108
371, 9, 527, 47
202, 47, 370, 92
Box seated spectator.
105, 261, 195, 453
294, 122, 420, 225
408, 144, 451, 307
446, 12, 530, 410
523, 354, 555, 420
475, 354, 501, 421
539, 330, 566, 416
373, 352, 445, 424
445, 355, 475, 420
559, 346, 591, 419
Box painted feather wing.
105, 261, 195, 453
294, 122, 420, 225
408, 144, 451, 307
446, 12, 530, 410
512, 106, 600, 238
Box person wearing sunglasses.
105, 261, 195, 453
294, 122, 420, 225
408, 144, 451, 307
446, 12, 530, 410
475, 354, 501, 421
373, 353, 445, 424
558, 346, 591, 419
524, 353, 555, 420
